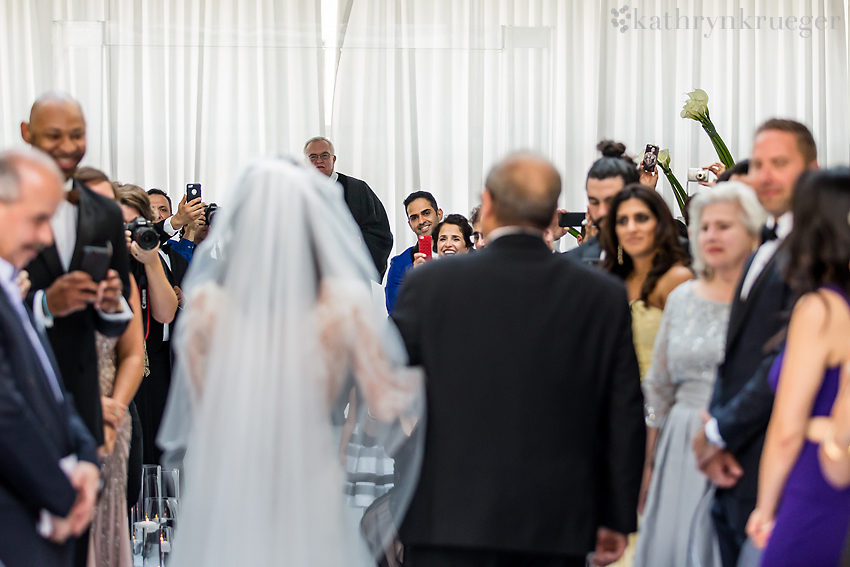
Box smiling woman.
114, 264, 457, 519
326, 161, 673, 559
432, 214, 473, 257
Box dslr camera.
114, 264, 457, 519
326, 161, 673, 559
125, 217, 159, 251
204, 203, 219, 226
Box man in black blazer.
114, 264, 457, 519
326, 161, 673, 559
692, 119, 818, 567
305, 136, 393, 279
392, 153, 646, 567
21, 92, 131, 567
0, 149, 101, 567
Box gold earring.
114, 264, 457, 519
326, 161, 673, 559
617, 245, 624, 265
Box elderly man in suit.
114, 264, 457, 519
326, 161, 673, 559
0, 148, 101, 567
21, 91, 132, 567
392, 152, 646, 567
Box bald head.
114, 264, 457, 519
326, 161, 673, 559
483, 153, 561, 231
0, 149, 65, 268
21, 91, 87, 180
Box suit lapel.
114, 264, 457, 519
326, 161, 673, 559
726, 250, 780, 351
68, 182, 97, 271
39, 244, 65, 279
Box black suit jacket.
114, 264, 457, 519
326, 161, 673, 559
24, 180, 132, 445
709, 246, 794, 530
392, 234, 645, 556
0, 289, 98, 567
563, 235, 602, 265
336, 173, 393, 279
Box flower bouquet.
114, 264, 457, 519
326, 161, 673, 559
681, 89, 735, 170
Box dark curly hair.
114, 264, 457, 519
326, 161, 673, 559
786, 167, 850, 298
432, 214, 473, 253
600, 184, 689, 302
587, 141, 641, 186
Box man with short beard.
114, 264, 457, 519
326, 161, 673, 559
384, 191, 443, 314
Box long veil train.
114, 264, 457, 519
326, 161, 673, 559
158, 157, 425, 566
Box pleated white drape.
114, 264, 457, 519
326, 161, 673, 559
331, 0, 850, 253
1, 0, 849, 253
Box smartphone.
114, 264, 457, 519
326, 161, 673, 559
643, 144, 660, 172
186, 183, 202, 203
418, 235, 433, 260
80, 242, 113, 283
558, 212, 586, 228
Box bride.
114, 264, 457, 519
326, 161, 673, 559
158, 157, 425, 566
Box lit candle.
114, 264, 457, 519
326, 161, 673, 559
160, 534, 171, 553
134, 518, 158, 531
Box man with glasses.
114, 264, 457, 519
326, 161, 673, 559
304, 137, 393, 279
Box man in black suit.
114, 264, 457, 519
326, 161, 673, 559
21, 92, 132, 567
0, 149, 101, 567
304, 136, 393, 279
691, 119, 818, 567
392, 153, 646, 567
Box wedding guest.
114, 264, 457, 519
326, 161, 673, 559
117, 186, 182, 465
716, 160, 751, 184
692, 119, 818, 567
80, 173, 146, 567
469, 205, 485, 249
385, 191, 443, 314
432, 214, 473, 257
634, 182, 764, 567
746, 167, 850, 567
600, 184, 693, 378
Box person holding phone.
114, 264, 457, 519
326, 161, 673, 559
432, 214, 474, 258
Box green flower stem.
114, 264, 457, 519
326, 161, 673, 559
661, 164, 688, 216
567, 227, 581, 239
698, 115, 735, 169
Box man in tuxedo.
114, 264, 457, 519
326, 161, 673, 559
0, 148, 101, 567
392, 153, 646, 567
21, 92, 132, 567
692, 119, 818, 567
304, 136, 393, 279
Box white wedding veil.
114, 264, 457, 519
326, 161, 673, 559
158, 156, 425, 566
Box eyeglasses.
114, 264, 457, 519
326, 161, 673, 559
308, 152, 333, 163
472, 232, 483, 242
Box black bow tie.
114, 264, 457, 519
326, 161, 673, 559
761, 225, 778, 244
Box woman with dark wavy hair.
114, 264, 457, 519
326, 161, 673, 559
600, 184, 693, 378
432, 214, 473, 257
746, 167, 850, 567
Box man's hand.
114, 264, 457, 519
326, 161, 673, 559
692, 426, 722, 468
192, 218, 209, 245
15, 269, 31, 299
171, 195, 205, 231
95, 269, 124, 313
699, 162, 726, 187
67, 461, 100, 536
412, 252, 429, 268
45, 272, 99, 317
639, 166, 659, 189
701, 451, 743, 488
174, 286, 185, 308
589, 527, 628, 566
47, 515, 74, 544
549, 208, 570, 242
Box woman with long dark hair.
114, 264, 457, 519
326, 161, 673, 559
746, 167, 850, 567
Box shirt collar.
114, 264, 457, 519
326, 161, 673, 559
486, 226, 545, 244
329, 171, 339, 183
766, 211, 794, 240
64, 177, 74, 192
0, 256, 18, 291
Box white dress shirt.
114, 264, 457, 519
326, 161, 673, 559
705, 212, 793, 448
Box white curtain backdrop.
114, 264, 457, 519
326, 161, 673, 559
332, 0, 850, 254
1, 0, 849, 256
1, 0, 324, 205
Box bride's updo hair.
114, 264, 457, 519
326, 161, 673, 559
587, 140, 640, 186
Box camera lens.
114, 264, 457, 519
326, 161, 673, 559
136, 227, 159, 251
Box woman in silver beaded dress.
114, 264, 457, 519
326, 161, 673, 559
83, 176, 146, 567
633, 182, 764, 567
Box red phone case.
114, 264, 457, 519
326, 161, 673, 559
418, 235, 433, 260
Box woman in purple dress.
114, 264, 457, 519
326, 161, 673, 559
746, 167, 850, 567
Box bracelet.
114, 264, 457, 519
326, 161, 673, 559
823, 424, 850, 461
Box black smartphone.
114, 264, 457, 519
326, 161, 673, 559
558, 212, 586, 227
643, 144, 660, 171
80, 242, 113, 283
186, 183, 202, 202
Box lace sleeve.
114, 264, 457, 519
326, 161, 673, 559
180, 282, 224, 400
642, 295, 676, 428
